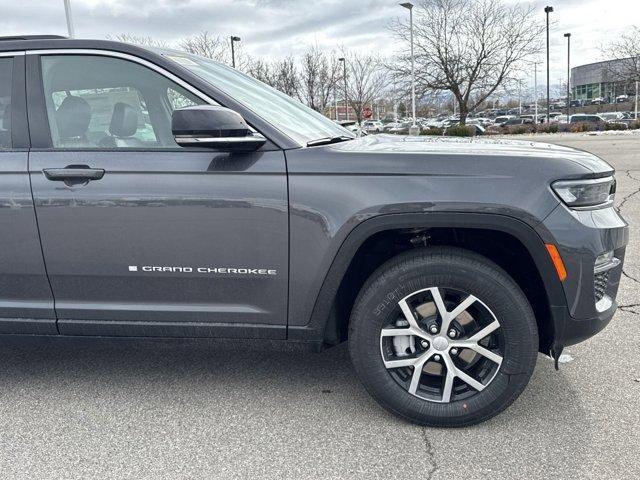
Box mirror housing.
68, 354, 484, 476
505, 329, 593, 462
172, 105, 266, 152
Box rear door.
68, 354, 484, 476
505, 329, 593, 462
26, 51, 288, 338
0, 52, 56, 333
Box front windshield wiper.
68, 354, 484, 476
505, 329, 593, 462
306, 135, 355, 147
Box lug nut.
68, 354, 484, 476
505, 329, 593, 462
420, 340, 429, 348
434, 354, 441, 361
450, 348, 459, 356
448, 329, 457, 338
429, 325, 438, 334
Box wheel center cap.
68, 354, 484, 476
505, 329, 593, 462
433, 336, 449, 352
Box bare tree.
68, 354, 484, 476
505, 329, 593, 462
243, 58, 273, 84
180, 31, 230, 63
268, 56, 300, 98
601, 27, 640, 84
299, 46, 342, 113
390, 0, 543, 124
342, 52, 388, 124
107, 33, 168, 48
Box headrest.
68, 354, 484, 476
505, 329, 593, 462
109, 102, 138, 138
56, 96, 91, 139
1, 104, 9, 131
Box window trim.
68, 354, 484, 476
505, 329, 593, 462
0, 53, 29, 151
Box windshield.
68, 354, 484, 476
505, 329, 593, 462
157, 49, 353, 146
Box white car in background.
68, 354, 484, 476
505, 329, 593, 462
362, 121, 384, 133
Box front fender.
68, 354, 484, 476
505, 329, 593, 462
287, 212, 567, 348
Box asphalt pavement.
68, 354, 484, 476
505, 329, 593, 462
0, 133, 638, 479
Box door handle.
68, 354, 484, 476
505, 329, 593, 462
43, 166, 105, 182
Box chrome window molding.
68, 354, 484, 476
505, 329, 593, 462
0, 51, 25, 57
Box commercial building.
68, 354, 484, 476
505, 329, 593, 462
571, 58, 637, 102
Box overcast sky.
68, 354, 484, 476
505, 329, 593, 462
2, 0, 639, 87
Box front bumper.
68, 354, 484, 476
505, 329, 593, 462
538, 204, 629, 349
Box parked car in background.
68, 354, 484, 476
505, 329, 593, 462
468, 117, 492, 127
590, 97, 605, 105
600, 112, 625, 122
493, 115, 515, 126
616, 95, 629, 104
502, 118, 534, 127
554, 115, 569, 124
569, 114, 628, 129
362, 121, 384, 134
388, 121, 413, 135
570, 114, 605, 124
570, 99, 583, 108
383, 122, 402, 132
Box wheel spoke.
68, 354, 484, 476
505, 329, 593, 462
383, 356, 421, 369
442, 369, 455, 402
448, 295, 477, 322
398, 298, 423, 332
407, 348, 434, 394
453, 366, 485, 392
381, 327, 421, 338
429, 287, 448, 323
468, 344, 503, 365
433, 291, 477, 333
469, 320, 501, 342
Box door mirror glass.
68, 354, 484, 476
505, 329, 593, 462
172, 105, 266, 152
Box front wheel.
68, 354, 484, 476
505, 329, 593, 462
348, 247, 538, 427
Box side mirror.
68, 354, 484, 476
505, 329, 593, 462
172, 105, 266, 152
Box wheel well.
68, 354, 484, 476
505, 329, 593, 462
324, 227, 553, 352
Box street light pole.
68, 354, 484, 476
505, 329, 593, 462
338, 57, 348, 122
544, 6, 554, 124
636, 80, 638, 121
518, 79, 523, 115
230, 36, 241, 68
63, 0, 75, 38
534, 61, 540, 124
400, 2, 419, 135
564, 33, 571, 119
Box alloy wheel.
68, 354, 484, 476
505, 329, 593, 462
379, 287, 504, 403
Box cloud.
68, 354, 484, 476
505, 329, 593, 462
2, 0, 639, 87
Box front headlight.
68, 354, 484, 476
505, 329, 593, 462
552, 176, 616, 209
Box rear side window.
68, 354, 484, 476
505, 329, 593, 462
0, 57, 13, 149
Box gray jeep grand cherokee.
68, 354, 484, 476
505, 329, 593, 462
0, 36, 628, 427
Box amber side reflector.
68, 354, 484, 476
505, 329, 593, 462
545, 244, 567, 281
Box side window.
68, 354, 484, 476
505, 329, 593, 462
0, 57, 13, 149
40, 55, 206, 149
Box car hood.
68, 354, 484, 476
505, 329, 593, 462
326, 134, 613, 176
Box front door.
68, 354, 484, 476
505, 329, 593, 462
27, 52, 288, 338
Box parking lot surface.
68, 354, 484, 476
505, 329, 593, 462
0, 134, 638, 480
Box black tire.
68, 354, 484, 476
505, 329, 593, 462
348, 246, 538, 427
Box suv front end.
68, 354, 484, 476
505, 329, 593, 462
539, 172, 628, 351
